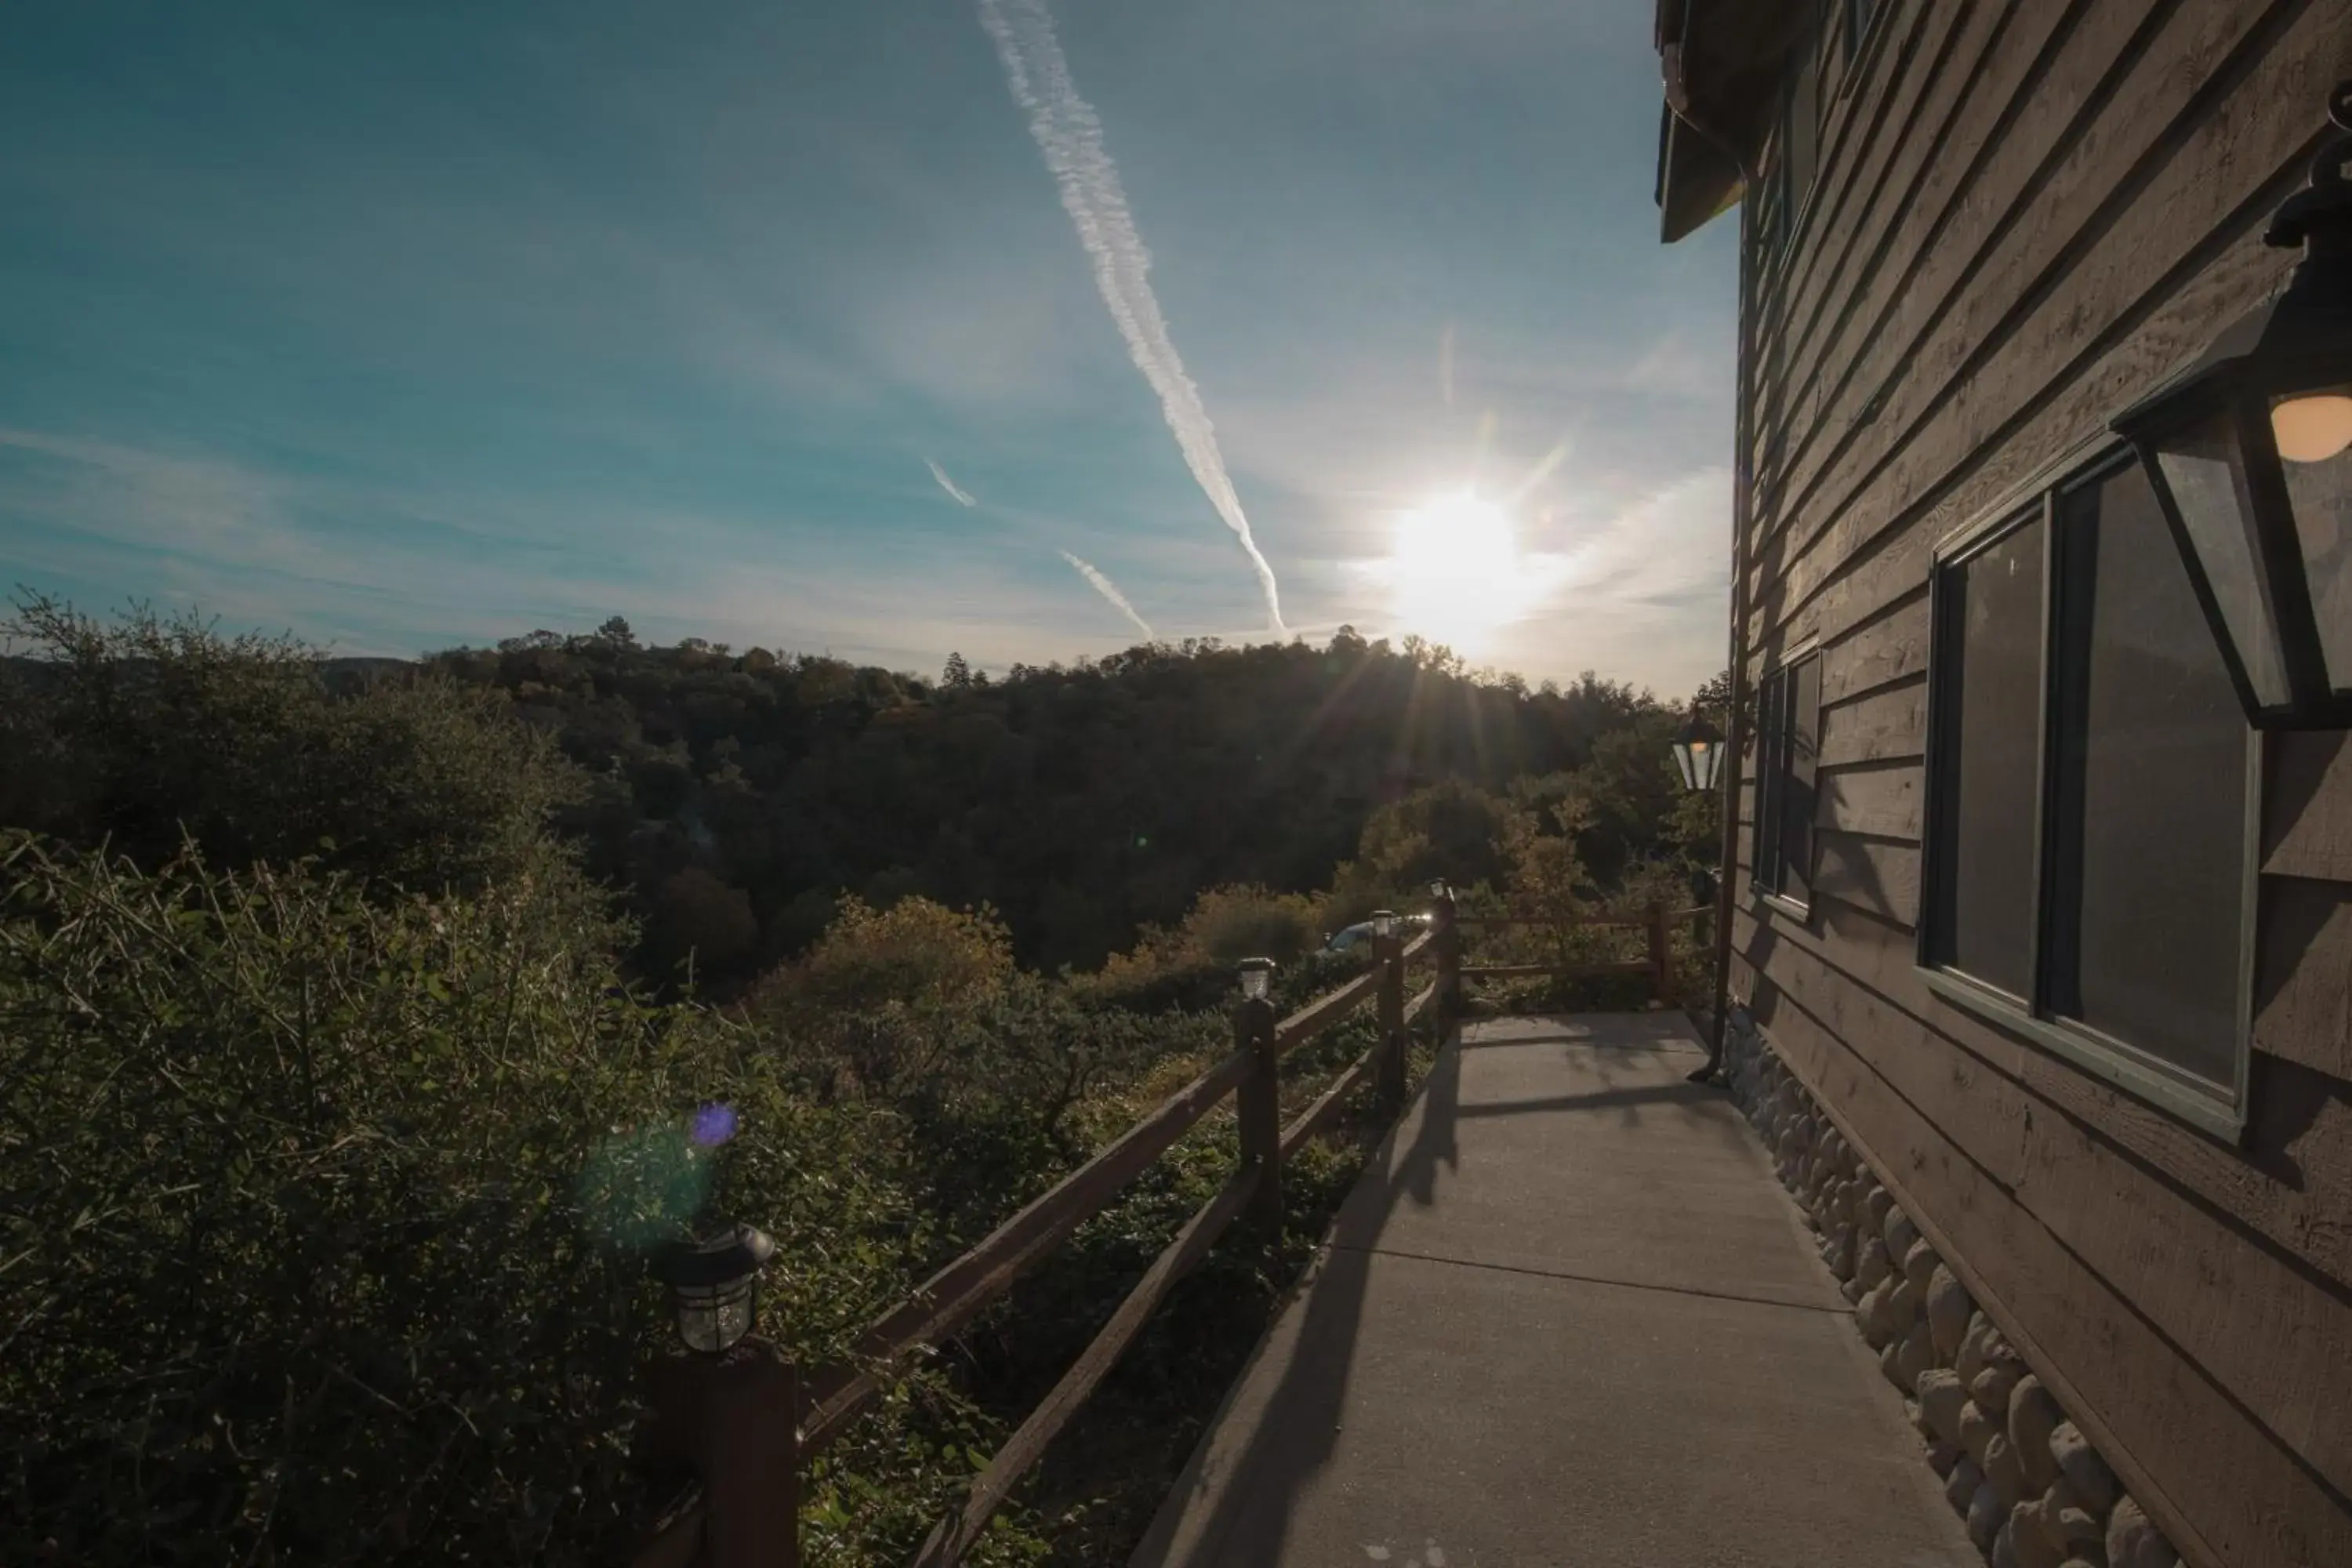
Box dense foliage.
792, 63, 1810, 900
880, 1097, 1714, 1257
0, 597, 1722, 1566
411, 617, 1708, 989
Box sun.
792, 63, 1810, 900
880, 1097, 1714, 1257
1389, 492, 1523, 655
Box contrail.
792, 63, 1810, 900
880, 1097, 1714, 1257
978, 0, 1285, 633
1060, 550, 1155, 640
925, 458, 978, 507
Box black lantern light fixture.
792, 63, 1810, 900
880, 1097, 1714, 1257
1371, 908, 1399, 941
655, 1221, 775, 1356
1671, 714, 1726, 791
1237, 956, 1275, 1002
2111, 81, 2352, 729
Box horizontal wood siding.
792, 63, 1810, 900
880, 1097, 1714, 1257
1730, 2, 2352, 1565
2267, 731, 2352, 881
2256, 878, 2352, 1082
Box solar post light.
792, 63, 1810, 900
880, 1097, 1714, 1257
1238, 956, 1275, 1002
655, 1221, 776, 1356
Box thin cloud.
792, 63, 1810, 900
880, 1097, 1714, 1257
925, 457, 978, 506
977, 0, 1286, 633
1058, 550, 1154, 640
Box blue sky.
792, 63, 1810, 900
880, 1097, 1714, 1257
0, 0, 1736, 693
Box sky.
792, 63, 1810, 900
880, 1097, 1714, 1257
0, 0, 1737, 695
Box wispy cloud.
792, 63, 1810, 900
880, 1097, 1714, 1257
924, 457, 978, 506
1058, 549, 1154, 639
976, 0, 1285, 633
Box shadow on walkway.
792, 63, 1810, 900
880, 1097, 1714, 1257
1129, 1029, 1468, 1566
1127, 1012, 1977, 1568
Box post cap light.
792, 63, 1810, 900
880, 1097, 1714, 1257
1237, 956, 1276, 1001
1428, 879, 1451, 900
2111, 80, 2352, 729
655, 1221, 775, 1356
1372, 909, 1399, 940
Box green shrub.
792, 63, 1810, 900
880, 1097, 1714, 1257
760, 895, 1014, 1021
1, 596, 581, 899
0, 835, 938, 1566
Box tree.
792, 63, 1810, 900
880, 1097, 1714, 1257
593, 615, 638, 651
0, 595, 581, 899
942, 652, 972, 689
651, 866, 758, 976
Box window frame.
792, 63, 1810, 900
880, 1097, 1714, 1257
1838, 0, 1896, 96
1751, 642, 1823, 924
1916, 438, 2260, 1143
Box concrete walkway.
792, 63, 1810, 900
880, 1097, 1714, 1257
1129, 1014, 1978, 1568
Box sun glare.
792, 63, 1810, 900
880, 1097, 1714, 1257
1390, 492, 1523, 655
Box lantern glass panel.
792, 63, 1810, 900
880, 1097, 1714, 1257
1691, 739, 1718, 789
675, 1276, 757, 1355
2151, 411, 2291, 706
2274, 385, 2352, 694
1672, 742, 1697, 790
1239, 962, 1271, 1001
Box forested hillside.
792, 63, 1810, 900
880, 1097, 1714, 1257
416, 617, 1711, 989
0, 593, 1722, 1566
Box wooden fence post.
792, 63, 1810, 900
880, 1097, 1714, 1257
1233, 960, 1283, 1235
706, 1353, 800, 1568
1431, 882, 1461, 1022
637, 1350, 800, 1568
1373, 916, 1406, 1111
1646, 902, 1672, 1007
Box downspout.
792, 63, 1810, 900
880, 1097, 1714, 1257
1657, 54, 1761, 1084
1694, 192, 1755, 1086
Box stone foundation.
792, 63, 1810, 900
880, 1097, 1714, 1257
1722, 1008, 2186, 1568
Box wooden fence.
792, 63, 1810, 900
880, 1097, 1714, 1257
630, 907, 1457, 1568
1450, 902, 1711, 1008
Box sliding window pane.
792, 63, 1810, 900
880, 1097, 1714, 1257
2045, 462, 2247, 1088
1925, 514, 2044, 998
1754, 667, 1786, 896
1780, 655, 1820, 904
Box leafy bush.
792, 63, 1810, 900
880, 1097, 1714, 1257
760, 895, 1014, 1020
0, 835, 940, 1566
1, 596, 580, 899
1171, 885, 1323, 967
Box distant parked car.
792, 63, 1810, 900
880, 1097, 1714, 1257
1322, 912, 1433, 953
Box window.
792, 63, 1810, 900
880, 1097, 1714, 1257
1753, 651, 1821, 911
2045, 462, 2251, 1087
1923, 509, 2045, 1000
1755, 23, 1827, 270
1842, 0, 1884, 66
1922, 448, 2256, 1135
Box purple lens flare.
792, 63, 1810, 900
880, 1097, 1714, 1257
690, 1103, 739, 1148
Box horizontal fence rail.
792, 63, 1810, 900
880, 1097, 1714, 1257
1446, 902, 1712, 1008
631, 903, 1461, 1568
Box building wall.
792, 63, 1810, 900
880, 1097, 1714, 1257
1726, 2, 2352, 1565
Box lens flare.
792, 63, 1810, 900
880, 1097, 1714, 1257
691, 1102, 739, 1148
575, 1122, 713, 1251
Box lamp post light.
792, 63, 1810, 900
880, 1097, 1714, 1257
2111, 80, 2352, 729
1428, 878, 1450, 901
1371, 908, 1399, 941
1238, 956, 1276, 1002
655, 1221, 776, 1356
